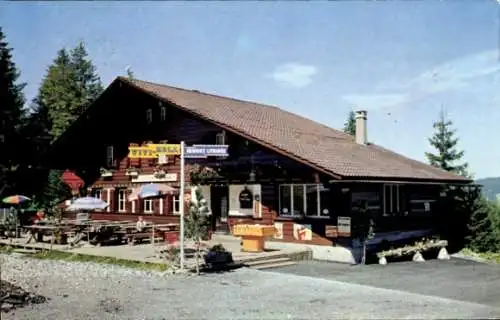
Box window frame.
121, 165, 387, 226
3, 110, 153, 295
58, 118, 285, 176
383, 184, 400, 216
279, 183, 329, 218
92, 189, 102, 200
215, 131, 225, 145
117, 189, 126, 213
160, 107, 166, 121
143, 199, 153, 214
172, 195, 181, 215
146, 108, 153, 123
106, 146, 114, 168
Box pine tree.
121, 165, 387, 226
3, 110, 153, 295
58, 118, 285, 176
343, 111, 356, 136
30, 41, 103, 208
185, 187, 211, 274
0, 27, 27, 196
426, 110, 498, 252
466, 191, 499, 253
425, 109, 469, 177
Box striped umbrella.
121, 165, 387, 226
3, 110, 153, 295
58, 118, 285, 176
2, 195, 32, 205
67, 197, 108, 211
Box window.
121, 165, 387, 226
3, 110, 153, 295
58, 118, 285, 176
383, 184, 400, 216
160, 107, 166, 121
146, 108, 153, 123
172, 195, 181, 214
117, 189, 126, 213
351, 191, 381, 216
143, 199, 153, 214
0, 135, 4, 143
91, 189, 102, 200
215, 131, 225, 145
279, 184, 329, 217
106, 146, 114, 167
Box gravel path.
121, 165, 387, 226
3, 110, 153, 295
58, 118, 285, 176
1, 253, 499, 320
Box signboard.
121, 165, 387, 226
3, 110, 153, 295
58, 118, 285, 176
325, 225, 338, 238
184, 145, 229, 159
337, 216, 351, 237
239, 187, 253, 209
128, 144, 180, 158
274, 222, 283, 240
293, 224, 312, 241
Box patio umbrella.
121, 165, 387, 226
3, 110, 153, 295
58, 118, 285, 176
2, 195, 31, 205
136, 183, 178, 199
67, 196, 108, 211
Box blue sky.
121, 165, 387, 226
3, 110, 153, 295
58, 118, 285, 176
2, 1, 499, 179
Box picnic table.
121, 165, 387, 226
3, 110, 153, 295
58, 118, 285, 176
24, 224, 74, 244
123, 223, 179, 245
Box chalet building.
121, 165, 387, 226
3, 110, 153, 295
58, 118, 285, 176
50, 77, 470, 263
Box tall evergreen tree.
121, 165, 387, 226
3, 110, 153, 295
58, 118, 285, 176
343, 111, 356, 136
425, 109, 469, 177
30, 41, 103, 208
426, 109, 499, 252
0, 27, 27, 196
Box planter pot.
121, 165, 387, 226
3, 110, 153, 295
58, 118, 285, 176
204, 251, 234, 269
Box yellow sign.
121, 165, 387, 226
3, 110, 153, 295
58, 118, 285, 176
128, 144, 181, 159
232, 224, 276, 237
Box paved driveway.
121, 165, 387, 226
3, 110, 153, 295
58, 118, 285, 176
269, 258, 500, 308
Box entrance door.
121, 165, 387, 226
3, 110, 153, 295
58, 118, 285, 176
210, 186, 229, 233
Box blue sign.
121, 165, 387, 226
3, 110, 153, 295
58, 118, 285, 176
184, 145, 229, 159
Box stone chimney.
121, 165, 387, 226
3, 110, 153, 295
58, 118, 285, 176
355, 110, 367, 145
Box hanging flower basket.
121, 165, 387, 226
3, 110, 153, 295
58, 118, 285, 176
125, 167, 140, 177
153, 169, 166, 179
100, 168, 113, 178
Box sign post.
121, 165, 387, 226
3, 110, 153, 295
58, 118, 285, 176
179, 141, 186, 270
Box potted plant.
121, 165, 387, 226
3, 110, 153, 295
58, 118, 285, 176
125, 167, 140, 177
100, 167, 113, 178
203, 244, 234, 270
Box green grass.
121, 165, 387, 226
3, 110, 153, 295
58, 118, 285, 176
0, 244, 170, 272
461, 248, 500, 263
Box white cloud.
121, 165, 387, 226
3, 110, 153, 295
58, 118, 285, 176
343, 49, 500, 110
266, 63, 317, 88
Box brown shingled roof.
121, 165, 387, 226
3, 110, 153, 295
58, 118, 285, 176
120, 77, 469, 183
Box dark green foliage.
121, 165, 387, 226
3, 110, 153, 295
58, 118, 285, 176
26, 42, 103, 208
425, 110, 469, 177
426, 110, 499, 253
34, 170, 72, 212
0, 27, 27, 196
466, 192, 500, 253
343, 110, 356, 136
35, 42, 103, 140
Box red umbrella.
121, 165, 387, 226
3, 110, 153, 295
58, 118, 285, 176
62, 170, 84, 195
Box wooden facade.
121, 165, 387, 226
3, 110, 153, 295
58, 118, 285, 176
55, 80, 452, 247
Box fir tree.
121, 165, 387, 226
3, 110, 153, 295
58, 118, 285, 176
29, 41, 102, 208
343, 110, 356, 136
0, 27, 27, 196
425, 109, 469, 177
466, 191, 499, 253
185, 187, 211, 274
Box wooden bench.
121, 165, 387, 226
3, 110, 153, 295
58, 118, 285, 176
126, 232, 163, 245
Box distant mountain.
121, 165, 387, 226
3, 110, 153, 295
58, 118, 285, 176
476, 177, 500, 201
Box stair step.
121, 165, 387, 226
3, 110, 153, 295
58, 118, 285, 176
252, 260, 297, 270
238, 253, 291, 264
244, 257, 292, 266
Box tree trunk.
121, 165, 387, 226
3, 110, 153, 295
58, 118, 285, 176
195, 241, 200, 275
361, 241, 367, 265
